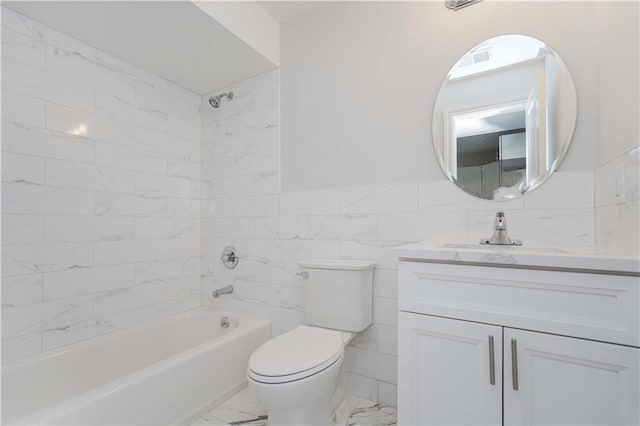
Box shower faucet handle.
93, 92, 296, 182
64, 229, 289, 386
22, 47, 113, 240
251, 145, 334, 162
220, 246, 239, 269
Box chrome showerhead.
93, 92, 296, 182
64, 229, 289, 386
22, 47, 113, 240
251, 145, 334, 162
208, 92, 234, 109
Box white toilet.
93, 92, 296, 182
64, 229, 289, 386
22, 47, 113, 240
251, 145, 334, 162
247, 259, 375, 425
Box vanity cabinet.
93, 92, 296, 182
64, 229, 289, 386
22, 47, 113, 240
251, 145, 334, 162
398, 313, 502, 425
397, 260, 640, 426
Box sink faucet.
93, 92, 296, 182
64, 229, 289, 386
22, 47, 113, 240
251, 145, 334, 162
212, 285, 234, 298
480, 211, 522, 246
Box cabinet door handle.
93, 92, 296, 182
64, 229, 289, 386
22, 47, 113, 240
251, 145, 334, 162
511, 338, 519, 391
488, 335, 495, 385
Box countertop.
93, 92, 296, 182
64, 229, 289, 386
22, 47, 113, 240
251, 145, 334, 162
391, 242, 640, 275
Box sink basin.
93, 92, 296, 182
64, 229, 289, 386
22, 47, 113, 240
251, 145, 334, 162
439, 243, 569, 253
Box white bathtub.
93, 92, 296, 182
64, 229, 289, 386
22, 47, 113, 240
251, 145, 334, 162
1, 309, 271, 425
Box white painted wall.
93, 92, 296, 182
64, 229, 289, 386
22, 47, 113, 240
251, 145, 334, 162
280, 1, 600, 191
593, 1, 640, 254
194, 1, 280, 67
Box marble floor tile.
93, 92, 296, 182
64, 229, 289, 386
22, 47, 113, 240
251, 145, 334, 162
192, 387, 396, 426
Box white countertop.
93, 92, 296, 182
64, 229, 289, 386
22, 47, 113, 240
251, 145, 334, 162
391, 242, 640, 275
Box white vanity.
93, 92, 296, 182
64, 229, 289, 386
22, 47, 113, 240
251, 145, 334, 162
392, 243, 640, 426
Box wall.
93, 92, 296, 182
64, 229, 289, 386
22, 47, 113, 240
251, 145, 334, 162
594, 1, 640, 254
1, 7, 202, 363
201, 72, 595, 408
2, 0, 637, 409
193, 1, 280, 66
201, 1, 638, 407
280, 1, 599, 191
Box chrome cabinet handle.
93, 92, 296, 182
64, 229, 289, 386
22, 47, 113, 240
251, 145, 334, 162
488, 335, 495, 385
511, 338, 519, 391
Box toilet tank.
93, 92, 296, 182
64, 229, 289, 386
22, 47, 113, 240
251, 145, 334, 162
298, 259, 376, 332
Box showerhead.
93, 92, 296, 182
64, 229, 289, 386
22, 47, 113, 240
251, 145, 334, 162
208, 92, 234, 109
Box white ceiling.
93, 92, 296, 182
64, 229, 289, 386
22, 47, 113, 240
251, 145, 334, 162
4, 1, 277, 94
258, 1, 325, 23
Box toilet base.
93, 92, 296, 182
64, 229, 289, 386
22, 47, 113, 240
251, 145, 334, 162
267, 365, 347, 425
248, 355, 346, 425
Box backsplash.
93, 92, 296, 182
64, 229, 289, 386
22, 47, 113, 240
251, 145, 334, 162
1, 7, 202, 362
201, 69, 598, 406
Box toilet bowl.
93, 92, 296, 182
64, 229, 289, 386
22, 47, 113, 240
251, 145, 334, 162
246, 259, 375, 425
248, 326, 354, 425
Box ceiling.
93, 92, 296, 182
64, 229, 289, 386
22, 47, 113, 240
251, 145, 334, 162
258, 1, 325, 23
4, 1, 277, 94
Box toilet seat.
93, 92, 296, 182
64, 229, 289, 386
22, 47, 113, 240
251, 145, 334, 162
248, 326, 344, 384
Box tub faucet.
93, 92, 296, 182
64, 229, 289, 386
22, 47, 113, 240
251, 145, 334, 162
480, 211, 523, 246
212, 285, 234, 298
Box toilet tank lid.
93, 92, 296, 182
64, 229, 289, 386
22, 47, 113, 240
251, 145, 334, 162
298, 259, 376, 270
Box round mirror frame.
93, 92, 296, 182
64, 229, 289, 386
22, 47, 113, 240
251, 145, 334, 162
432, 34, 578, 201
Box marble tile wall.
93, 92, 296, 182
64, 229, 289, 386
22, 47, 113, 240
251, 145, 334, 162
201, 69, 597, 407
1, 7, 202, 362
3, 4, 624, 406
595, 147, 640, 254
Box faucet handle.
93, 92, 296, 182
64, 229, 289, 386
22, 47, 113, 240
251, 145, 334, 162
220, 246, 239, 269
494, 211, 507, 230
480, 211, 523, 246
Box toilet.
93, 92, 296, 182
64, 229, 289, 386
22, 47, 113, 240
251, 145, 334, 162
247, 259, 376, 425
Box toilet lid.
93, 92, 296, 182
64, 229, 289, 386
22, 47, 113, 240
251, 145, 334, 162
248, 326, 344, 381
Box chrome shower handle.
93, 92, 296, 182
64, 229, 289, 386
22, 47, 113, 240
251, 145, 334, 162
296, 271, 309, 279
220, 246, 239, 269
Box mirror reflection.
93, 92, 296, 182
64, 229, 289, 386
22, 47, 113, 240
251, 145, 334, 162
433, 35, 577, 200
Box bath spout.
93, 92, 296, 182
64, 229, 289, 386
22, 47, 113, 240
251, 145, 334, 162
212, 285, 234, 298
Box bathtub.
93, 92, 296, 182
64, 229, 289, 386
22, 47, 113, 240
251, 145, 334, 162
1, 309, 271, 425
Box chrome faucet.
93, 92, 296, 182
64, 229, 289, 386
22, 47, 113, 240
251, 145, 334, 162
480, 211, 522, 246
212, 285, 234, 298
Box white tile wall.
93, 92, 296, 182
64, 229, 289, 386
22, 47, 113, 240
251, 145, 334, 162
595, 147, 640, 254
1, 7, 202, 362
4, 4, 634, 410
200, 69, 602, 408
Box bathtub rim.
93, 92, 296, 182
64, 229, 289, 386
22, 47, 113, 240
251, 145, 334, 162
3, 308, 271, 425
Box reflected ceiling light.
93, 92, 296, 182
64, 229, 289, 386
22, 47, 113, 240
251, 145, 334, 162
70, 124, 87, 136
445, 0, 483, 10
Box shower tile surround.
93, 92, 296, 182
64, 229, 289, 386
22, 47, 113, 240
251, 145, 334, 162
2, 3, 638, 413
1, 8, 202, 362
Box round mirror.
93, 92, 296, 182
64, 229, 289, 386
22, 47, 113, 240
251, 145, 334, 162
432, 34, 577, 200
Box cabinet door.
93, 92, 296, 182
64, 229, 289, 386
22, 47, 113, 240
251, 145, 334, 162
398, 312, 502, 425
504, 328, 640, 425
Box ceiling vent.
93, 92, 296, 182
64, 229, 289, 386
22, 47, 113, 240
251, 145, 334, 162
458, 49, 491, 68
445, 0, 484, 11
472, 50, 491, 63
